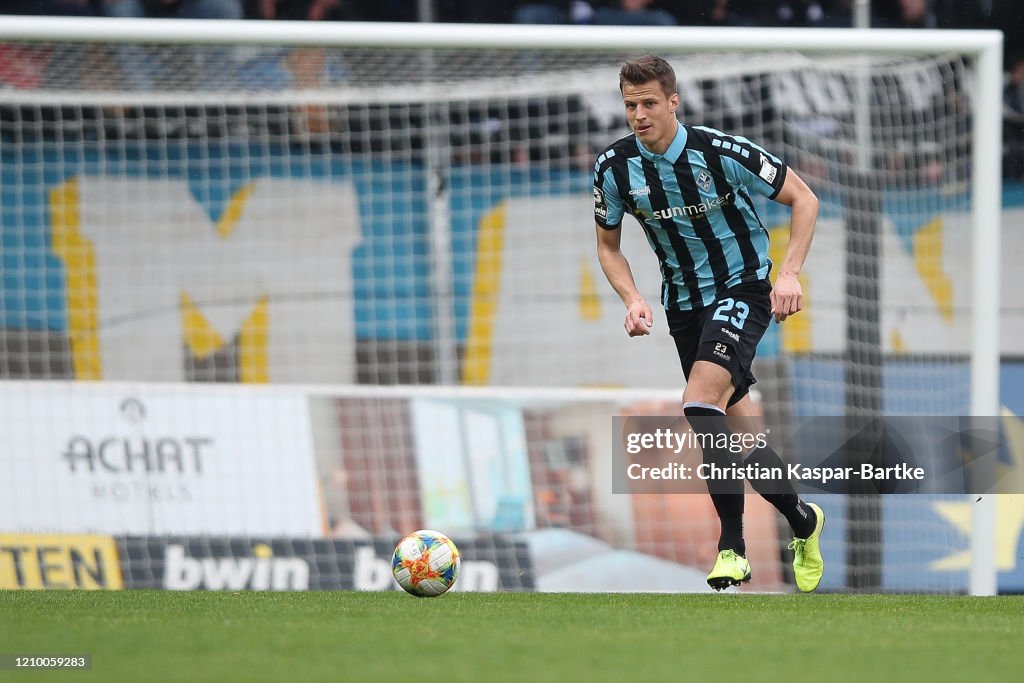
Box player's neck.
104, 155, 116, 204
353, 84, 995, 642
641, 119, 680, 156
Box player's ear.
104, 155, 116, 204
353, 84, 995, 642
669, 92, 679, 113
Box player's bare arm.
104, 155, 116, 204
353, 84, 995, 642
595, 224, 653, 336
770, 169, 819, 323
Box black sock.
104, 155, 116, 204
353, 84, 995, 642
743, 445, 817, 538
684, 402, 745, 556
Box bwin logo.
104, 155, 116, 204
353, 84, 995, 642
652, 193, 732, 221
163, 543, 310, 591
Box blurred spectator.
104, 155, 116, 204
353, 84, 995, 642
592, 0, 676, 26
932, 0, 987, 29
993, 1, 1024, 69
0, 0, 97, 14
102, 0, 242, 19
715, 1, 777, 26
1008, 58, 1024, 117
769, 1, 828, 26
512, 1, 595, 25
102, 0, 243, 91
892, 0, 937, 29
246, 0, 357, 136
0, 44, 54, 90
0, 2, 101, 92
703, 0, 759, 26
245, 0, 356, 20
817, 0, 853, 27
511, 1, 677, 27
1004, 57, 1024, 180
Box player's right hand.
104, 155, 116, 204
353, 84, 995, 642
625, 300, 654, 337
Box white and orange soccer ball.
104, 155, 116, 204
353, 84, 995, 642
391, 529, 461, 597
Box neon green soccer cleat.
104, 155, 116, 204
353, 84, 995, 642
790, 502, 825, 593
706, 550, 752, 591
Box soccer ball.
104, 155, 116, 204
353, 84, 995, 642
391, 529, 461, 597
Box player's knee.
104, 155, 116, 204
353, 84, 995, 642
682, 388, 726, 409
682, 360, 733, 408
683, 401, 731, 466
682, 401, 727, 440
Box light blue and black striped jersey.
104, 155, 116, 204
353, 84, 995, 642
593, 123, 787, 311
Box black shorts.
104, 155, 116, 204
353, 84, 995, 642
666, 279, 773, 407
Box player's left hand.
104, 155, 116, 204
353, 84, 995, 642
771, 273, 802, 323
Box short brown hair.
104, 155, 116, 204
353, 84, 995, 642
619, 55, 677, 98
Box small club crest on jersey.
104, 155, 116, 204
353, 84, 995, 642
697, 170, 713, 192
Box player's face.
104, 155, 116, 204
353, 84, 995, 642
621, 80, 679, 155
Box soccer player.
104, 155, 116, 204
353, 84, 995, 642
594, 55, 825, 592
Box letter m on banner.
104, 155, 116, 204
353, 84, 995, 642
50, 176, 359, 383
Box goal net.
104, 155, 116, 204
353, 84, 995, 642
0, 19, 1007, 594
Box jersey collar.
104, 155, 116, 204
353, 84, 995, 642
636, 121, 687, 163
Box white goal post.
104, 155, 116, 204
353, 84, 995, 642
0, 17, 1003, 595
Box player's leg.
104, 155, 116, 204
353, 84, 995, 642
678, 281, 777, 589
727, 393, 817, 539
727, 393, 824, 591
679, 363, 750, 589
681, 363, 752, 589
681, 280, 826, 592
668, 300, 751, 588
680, 362, 746, 540
724, 366, 825, 590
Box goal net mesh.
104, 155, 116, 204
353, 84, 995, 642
0, 35, 986, 592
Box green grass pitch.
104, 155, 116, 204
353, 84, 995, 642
2, 591, 1022, 682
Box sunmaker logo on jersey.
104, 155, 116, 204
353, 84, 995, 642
651, 193, 733, 221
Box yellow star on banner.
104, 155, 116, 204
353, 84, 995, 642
929, 409, 1024, 573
